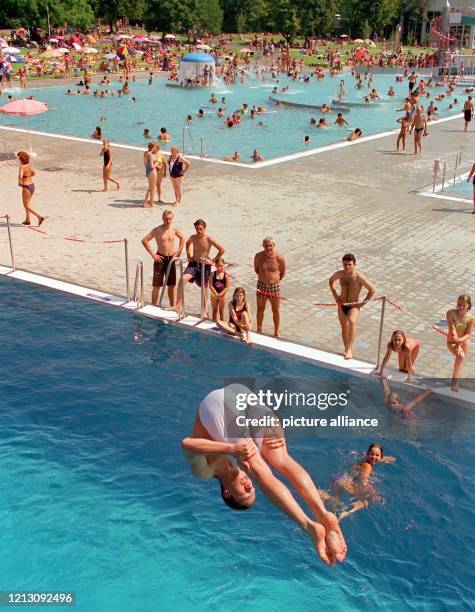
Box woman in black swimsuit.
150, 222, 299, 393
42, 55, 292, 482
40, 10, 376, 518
100, 140, 120, 191
17, 151, 44, 226
168, 146, 190, 205
208, 257, 231, 321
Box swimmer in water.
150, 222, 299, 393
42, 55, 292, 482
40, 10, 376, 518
378, 330, 420, 383
347, 128, 362, 141
335, 113, 349, 127
317, 118, 328, 128
209, 93, 217, 103
144, 129, 151, 138
379, 376, 432, 418
186, 114, 193, 124
197, 109, 204, 118
319, 444, 395, 521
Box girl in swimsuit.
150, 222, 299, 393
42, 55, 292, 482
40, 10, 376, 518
100, 140, 120, 192
378, 330, 420, 383
168, 146, 190, 205
208, 257, 231, 321
379, 375, 432, 418
446, 294, 473, 392
17, 151, 44, 226
217, 287, 252, 343
143, 141, 158, 207
465, 162, 475, 214
319, 444, 395, 521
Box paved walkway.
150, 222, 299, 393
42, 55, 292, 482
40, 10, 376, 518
0, 107, 474, 379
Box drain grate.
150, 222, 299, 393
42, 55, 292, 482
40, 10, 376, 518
42, 167, 64, 172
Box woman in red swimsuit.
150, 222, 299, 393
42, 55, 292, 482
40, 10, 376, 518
217, 287, 252, 343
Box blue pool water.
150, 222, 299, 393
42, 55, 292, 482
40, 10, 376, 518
444, 176, 473, 197
0, 72, 464, 161
1, 276, 474, 611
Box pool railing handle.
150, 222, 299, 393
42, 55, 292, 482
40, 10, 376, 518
6, 214, 16, 271
200, 257, 206, 321
375, 296, 386, 370
158, 257, 186, 319
124, 238, 130, 301
132, 260, 144, 309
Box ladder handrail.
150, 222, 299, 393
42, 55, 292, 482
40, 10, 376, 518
158, 256, 186, 319
182, 126, 195, 153
132, 261, 144, 309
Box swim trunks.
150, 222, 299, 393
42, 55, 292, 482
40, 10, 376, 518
256, 280, 280, 299
464, 109, 472, 122
153, 253, 176, 287
184, 260, 211, 287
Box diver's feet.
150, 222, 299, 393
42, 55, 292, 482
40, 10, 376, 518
320, 511, 347, 563
306, 522, 332, 566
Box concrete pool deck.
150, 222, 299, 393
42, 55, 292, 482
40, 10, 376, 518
0, 102, 474, 380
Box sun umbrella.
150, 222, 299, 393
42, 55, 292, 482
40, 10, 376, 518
4, 54, 23, 63
42, 49, 64, 57
164, 34, 176, 40
116, 45, 132, 59
353, 39, 364, 43
82, 47, 98, 54
104, 52, 116, 60
0, 98, 48, 154
49, 38, 59, 43
58, 47, 70, 53
196, 44, 212, 51
72, 42, 81, 51
240, 47, 252, 52
133, 34, 147, 39
365, 39, 376, 47
339, 34, 349, 38
0, 37, 8, 46
2, 46, 20, 54
118, 34, 133, 40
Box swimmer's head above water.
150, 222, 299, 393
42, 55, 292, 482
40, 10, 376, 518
366, 443, 383, 465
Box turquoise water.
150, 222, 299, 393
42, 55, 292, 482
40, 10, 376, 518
1, 276, 474, 611
0, 72, 465, 161
444, 176, 473, 197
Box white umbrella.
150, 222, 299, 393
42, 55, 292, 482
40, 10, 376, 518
2, 46, 20, 54
196, 44, 212, 51
82, 47, 98, 54
240, 47, 252, 52
365, 39, 376, 47
149, 35, 161, 41
353, 39, 364, 43
118, 34, 133, 40
164, 34, 176, 39
58, 47, 70, 53
104, 52, 116, 59
49, 38, 59, 43
72, 42, 81, 51
0, 37, 8, 46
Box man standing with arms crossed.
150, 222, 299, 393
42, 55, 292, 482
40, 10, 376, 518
254, 237, 286, 337
329, 254, 375, 360
141, 210, 185, 307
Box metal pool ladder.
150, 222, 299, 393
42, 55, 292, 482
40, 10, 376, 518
132, 261, 144, 309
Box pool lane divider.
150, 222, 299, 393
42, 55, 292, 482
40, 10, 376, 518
1, 265, 474, 406
0, 110, 465, 170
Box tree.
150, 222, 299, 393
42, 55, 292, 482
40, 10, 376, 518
195, 0, 223, 34
269, 0, 300, 45
297, 0, 337, 40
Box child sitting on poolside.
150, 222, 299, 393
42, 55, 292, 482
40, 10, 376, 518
217, 287, 252, 343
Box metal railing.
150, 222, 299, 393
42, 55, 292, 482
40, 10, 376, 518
200, 257, 207, 321
158, 256, 186, 319
182, 127, 194, 154
132, 261, 144, 309
432, 151, 462, 192
5, 214, 16, 271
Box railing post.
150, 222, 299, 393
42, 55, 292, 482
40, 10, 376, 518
200, 136, 204, 159
375, 296, 386, 371
6, 214, 16, 271
124, 238, 130, 301
182, 128, 185, 153
139, 261, 144, 308
200, 256, 206, 321
441, 161, 446, 192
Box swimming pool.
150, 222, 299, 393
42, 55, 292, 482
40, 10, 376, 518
0, 72, 464, 162
2, 276, 474, 611
443, 175, 473, 198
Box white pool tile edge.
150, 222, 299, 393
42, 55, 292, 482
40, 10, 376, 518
419, 170, 472, 203
2, 266, 474, 406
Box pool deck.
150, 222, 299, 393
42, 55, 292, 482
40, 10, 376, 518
0, 91, 474, 382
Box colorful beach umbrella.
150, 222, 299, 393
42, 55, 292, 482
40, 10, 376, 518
0, 99, 48, 154
116, 45, 132, 59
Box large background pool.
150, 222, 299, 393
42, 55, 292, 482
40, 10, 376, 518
1, 276, 474, 611
0, 71, 465, 162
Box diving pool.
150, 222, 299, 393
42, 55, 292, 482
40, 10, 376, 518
1, 276, 474, 611
0, 71, 465, 162
443, 175, 474, 198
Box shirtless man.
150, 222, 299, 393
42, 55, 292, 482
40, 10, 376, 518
463, 96, 474, 132
408, 71, 417, 93
141, 210, 185, 307
328, 253, 375, 360
176, 219, 224, 314
254, 237, 286, 337
182, 387, 347, 565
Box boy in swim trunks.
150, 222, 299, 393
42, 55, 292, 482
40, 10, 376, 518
176, 219, 225, 316
254, 237, 286, 337
328, 254, 375, 360
141, 210, 185, 307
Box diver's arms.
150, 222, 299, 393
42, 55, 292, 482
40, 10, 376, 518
404, 388, 432, 411
181, 438, 253, 480
379, 375, 392, 403
381, 456, 396, 463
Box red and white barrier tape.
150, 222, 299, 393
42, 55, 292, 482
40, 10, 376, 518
27, 226, 123, 244
314, 296, 384, 307
384, 297, 449, 338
